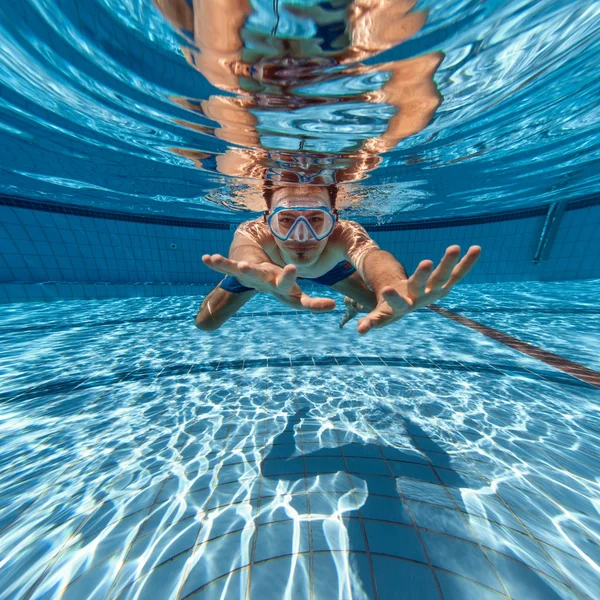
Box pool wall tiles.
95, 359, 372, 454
0, 202, 599, 302
0, 204, 228, 302
370, 202, 600, 283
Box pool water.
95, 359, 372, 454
1, 280, 598, 599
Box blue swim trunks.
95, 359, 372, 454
220, 260, 356, 293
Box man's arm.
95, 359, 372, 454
338, 221, 406, 295
339, 221, 481, 333
195, 286, 256, 331
195, 225, 267, 331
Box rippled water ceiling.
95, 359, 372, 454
0, 0, 598, 221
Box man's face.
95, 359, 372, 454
269, 186, 333, 266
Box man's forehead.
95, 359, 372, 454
272, 186, 330, 205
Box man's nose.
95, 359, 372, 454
291, 221, 312, 242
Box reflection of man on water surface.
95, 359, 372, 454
152, 0, 482, 331
195, 182, 481, 333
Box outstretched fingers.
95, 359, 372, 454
426, 245, 461, 291
357, 311, 390, 335
300, 293, 336, 313
407, 260, 433, 297
275, 264, 298, 293
202, 254, 241, 276
443, 245, 482, 289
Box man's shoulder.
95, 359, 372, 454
331, 219, 372, 241
234, 218, 272, 245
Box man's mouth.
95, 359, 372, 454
286, 246, 316, 253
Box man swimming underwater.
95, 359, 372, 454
195, 183, 481, 334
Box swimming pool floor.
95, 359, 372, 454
0, 281, 599, 599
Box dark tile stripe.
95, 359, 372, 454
429, 306, 600, 389
3, 355, 594, 404
0, 194, 230, 230
0, 309, 348, 334
1, 192, 598, 231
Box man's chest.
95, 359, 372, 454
265, 245, 346, 278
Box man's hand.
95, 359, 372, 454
202, 254, 336, 312
357, 245, 481, 334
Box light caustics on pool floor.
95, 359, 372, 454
0, 281, 599, 600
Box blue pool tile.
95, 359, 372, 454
303, 473, 356, 495
436, 570, 506, 600
290, 357, 314, 366
180, 530, 249, 597
250, 554, 310, 599
361, 474, 401, 497
359, 495, 412, 524
382, 446, 428, 464
364, 520, 426, 562
62, 560, 122, 600
346, 457, 390, 476
301, 442, 342, 457
342, 444, 382, 458
77, 502, 120, 541
309, 492, 364, 516
207, 481, 259, 510
371, 556, 439, 600
258, 494, 309, 524
412, 436, 448, 452
468, 518, 565, 581
187, 568, 248, 599
541, 545, 599, 600
448, 489, 526, 532
488, 551, 579, 600
313, 356, 337, 365
435, 468, 487, 489
140, 501, 197, 538
117, 549, 191, 600
266, 357, 291, 367
359, 357, 386, 365
254, 520, 310, 561
213, 463, 252, 485
262, 457, 304, 477
313, 552, 374, 598
186, 487, 211, 510
388, 461, 438, 483
304, 456, 345, 474
408, 501, 475, 542
311, 517, 366, 551
495, 484, 557, 519
204, 504, 254, 541
265, 443, 298, 459
189, 473, 214, 493
421, 532, 503, 593
381, 358, 410, 367
397, 480, 454, 508
334, 356, 361, 366
144, 517, 200, 567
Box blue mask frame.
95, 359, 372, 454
267, 205, 337, 241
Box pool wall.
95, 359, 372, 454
1, 196, 599, 303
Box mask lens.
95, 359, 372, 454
270, 207, 334, 241
273, 211, 297, 236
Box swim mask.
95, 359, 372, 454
267, 204, 336, 242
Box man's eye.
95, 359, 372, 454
309, 217, 324, 224
280, 218, 294, 225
